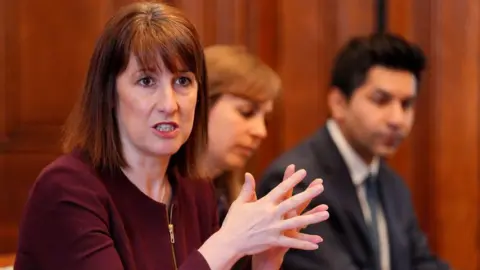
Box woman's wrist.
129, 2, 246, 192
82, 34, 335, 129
198, 229, 244, 269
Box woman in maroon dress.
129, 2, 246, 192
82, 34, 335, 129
14, 2, 329, 270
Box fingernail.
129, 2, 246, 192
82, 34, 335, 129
312, 235, 323, 243
310, 179, 323, 187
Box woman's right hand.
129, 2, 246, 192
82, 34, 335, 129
198, 166, 328, 270
220, 166, 328, 256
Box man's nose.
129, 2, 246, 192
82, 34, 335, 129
387, 102, 405, 129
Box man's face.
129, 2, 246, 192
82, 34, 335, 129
329, 66, 417, 161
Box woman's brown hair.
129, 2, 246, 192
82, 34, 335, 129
62, 2, 208, 178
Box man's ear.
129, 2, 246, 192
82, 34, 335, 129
327, 87, 348, 121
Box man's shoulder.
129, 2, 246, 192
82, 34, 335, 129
265, 128, 327, 172
258, 127, 331, 195
379, 161, 413, 195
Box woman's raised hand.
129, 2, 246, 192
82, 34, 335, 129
251, 165, 328, 270
218, 165, 329, 257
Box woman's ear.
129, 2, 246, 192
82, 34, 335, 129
327, 87, 348, 121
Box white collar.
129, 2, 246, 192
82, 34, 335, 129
326, 119, 380, 186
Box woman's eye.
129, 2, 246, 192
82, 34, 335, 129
175, 76, 192, 87
239, 109, 256, 118
138, 76, 155, 87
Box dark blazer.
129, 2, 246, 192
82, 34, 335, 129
257, 126, 450, 270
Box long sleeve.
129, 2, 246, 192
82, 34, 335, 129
14, 166, 124, 270
178, 251, 212, 270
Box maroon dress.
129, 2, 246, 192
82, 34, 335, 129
14, 150, 221, 270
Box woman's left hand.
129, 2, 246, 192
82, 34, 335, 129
251, 164, 328, 270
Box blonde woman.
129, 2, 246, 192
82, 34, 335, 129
201, 45, 281, 224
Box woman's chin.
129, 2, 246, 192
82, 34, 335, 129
145, 144, 182, 157
225, 155, 248, 170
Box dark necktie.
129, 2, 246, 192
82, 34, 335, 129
365, 174, 381, 270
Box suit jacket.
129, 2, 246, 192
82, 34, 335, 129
257, 127, 450, 270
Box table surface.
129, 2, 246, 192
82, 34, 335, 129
0, 253, 15, 268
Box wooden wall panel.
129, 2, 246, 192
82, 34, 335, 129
430, 1, 479, 268
386, 0, 436, 251
277, 0, 374, 150
0, 0, 6, 145
278, 0, 329, 148
0, 0, 119, 253
0, 0, 8, 255
387, 1, 480, 269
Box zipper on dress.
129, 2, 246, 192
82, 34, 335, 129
166, 203, 178, 270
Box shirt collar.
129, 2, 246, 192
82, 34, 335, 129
326, 119, 380, 187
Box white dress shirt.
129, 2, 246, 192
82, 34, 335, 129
327, 119, 390, 270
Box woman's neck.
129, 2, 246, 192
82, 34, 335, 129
121, 148, 172, 205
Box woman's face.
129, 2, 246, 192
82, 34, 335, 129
207, 94, 273, 170
115, 55, 198, 158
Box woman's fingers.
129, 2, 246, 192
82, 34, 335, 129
263, 169, 307, 203
303, 204, 329, 216
282, 164, 296, 181
275, 235, 319, 250
292, 232, 323, 243
282, 164, 296, 200
276, 210, 330, 231
298, 204, 329, 229
235, 172, 257, 203
296, 178, 324, 214
281, 165, 297, 222
276, 184, 324, 216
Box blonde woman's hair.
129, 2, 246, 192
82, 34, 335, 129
204, 45, 281, 106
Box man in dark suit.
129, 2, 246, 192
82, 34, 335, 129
257, 33, 451, 270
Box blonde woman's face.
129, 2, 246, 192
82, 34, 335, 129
208, 94, 273, 170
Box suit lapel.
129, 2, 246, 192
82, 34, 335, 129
330, 162, 371, 243
311, 127, 373, 262
377, 165, 406, 270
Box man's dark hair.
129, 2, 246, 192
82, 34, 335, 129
331, 33, 426, 98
